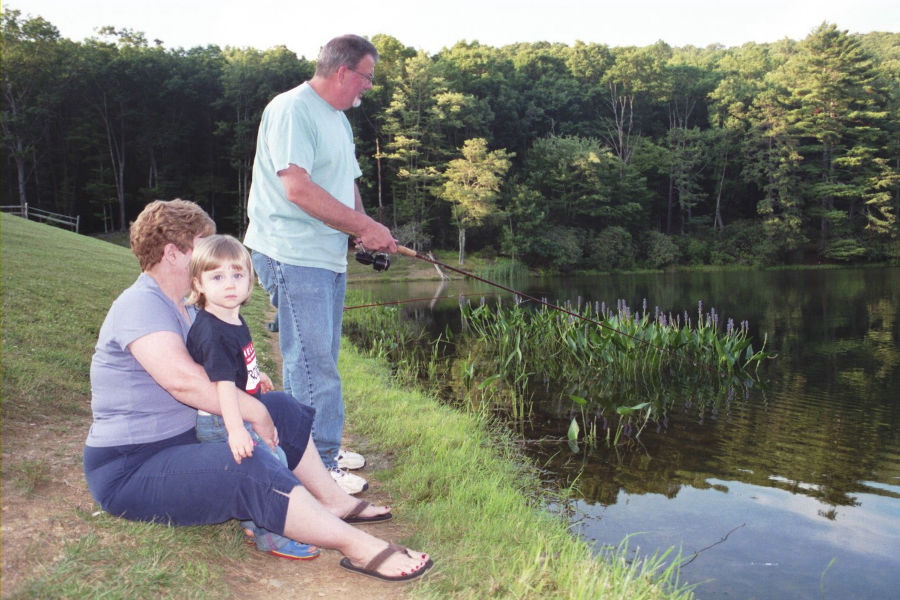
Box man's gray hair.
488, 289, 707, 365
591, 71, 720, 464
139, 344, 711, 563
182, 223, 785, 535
315, 35, 379, 77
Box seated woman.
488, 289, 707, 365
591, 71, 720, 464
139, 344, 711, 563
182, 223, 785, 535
83, 198, 432, 582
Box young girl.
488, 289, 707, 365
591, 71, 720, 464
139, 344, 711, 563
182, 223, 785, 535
186, 234, 319, 560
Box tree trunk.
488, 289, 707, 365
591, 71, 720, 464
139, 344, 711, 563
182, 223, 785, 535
714, 147, 728, 232
99, 93, 127, 231
2, 95, 30, 207
392, 188, 398, 231
820, 140, 832, 248
116, 117, 126, 231
458, 226, 466, 265
666, 172, 675, 234
605, 83, 634, 166
507, 215, 516, 262
148, 148, 158, 189
238, 158, 252, 235
14, 138, 28, 207
375, 137, 384, 223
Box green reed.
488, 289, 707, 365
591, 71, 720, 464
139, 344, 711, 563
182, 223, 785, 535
344, 292, 772, 451
460, 296, 770, 449
342, 301, 433, 383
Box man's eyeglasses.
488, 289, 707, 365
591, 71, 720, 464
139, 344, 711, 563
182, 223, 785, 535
347, 68, 375, 84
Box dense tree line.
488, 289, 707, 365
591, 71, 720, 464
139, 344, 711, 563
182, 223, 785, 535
3, 7, 898, 268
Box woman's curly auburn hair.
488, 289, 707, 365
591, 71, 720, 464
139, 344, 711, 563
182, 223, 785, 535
129, 199, 216, 270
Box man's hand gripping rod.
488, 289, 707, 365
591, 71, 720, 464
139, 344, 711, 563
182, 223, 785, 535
349, 229, 416, 272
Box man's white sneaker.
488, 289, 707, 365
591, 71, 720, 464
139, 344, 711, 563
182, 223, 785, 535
330, 467, 368, 495
337, 449, 366, 470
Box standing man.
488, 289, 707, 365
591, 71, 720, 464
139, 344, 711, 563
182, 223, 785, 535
244, 35, 396, 494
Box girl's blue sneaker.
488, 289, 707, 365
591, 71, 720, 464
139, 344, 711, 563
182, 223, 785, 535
267, 539, 320, 561
242, 522, 320, 560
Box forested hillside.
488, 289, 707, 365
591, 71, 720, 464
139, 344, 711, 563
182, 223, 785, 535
3, 7, 898, 269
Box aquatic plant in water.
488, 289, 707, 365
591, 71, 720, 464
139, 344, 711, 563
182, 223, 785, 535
344, 293, 772, 450
460, 297, 770, 449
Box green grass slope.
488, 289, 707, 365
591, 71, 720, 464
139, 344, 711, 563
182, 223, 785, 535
1, 214, 691, 599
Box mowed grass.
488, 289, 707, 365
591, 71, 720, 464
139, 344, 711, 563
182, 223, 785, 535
1, 214, 692, 599
0, 215, 278, 425
1, 214, 253, 598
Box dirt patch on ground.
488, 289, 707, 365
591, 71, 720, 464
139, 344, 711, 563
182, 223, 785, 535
1, 417, 414, 600
1, 418, 99, 594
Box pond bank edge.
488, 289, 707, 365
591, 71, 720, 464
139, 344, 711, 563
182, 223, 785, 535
337, 338, 693, 599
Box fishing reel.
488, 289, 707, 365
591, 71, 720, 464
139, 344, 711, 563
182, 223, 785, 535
354, 245, 391, 272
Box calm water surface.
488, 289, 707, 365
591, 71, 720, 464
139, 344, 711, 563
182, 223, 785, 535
349, 266, 900, 599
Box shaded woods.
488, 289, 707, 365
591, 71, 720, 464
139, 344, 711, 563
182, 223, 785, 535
3, 6, 899, 269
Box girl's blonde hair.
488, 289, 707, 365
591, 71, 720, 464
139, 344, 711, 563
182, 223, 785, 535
187, 234, 255, 309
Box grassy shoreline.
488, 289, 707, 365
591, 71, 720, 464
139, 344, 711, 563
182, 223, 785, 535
340, 339, 692, 599
1, 214, 690, 598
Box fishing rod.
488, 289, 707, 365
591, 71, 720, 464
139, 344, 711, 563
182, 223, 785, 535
354, 243, 691, 363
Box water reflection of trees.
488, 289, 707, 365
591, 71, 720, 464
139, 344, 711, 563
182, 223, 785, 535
539, 268, 900, 508
346, 267, 900, 509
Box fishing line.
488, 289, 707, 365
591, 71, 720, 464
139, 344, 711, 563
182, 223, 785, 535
344, 292, 500, 311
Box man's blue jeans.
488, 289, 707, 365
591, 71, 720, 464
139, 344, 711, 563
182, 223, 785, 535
252, 252, 345, 470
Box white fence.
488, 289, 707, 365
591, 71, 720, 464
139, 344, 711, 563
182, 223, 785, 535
0, 203, 80, 233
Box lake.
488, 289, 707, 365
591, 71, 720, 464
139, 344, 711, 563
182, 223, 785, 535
348, 266, 900, 599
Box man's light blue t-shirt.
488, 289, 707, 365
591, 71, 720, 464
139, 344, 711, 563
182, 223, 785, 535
244, 82, 362, 273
